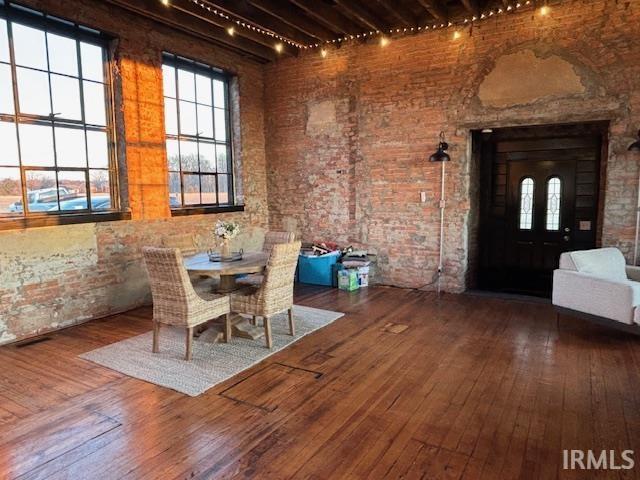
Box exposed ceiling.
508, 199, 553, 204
108, 0, 535, 63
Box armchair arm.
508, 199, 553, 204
626, 265, 640, 282
553, 270, 640, 325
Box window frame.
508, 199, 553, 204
162, 52, 239, 214
0, 1, 127, 230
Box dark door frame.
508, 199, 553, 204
470, 121, 609, 297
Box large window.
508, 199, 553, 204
0, 2, 116, 220
162, 53, 234, 209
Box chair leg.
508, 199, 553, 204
224, 313, 231, 343
264, 317, 273, 349
288, 308, 295, 336
251, 315, 257, 326
185, 327, 194, 361
152, 321, 160, 353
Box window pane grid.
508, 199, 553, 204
163, 52, 233, 209
0, 4, 115, 217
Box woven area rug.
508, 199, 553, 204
79, 305, 344, 397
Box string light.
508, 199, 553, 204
184, 0, 305, 49
305, 0, 537, 49
164, 0, 541, 56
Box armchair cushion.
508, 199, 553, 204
553, 269, 640, 325
564, 247, 627, 281
626, 266, 640, 282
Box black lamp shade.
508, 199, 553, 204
430, 141, 450, 162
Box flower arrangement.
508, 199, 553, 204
214, 220, 240, 240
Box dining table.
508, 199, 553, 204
184, 251, 269, 293
183, 251, 270, 342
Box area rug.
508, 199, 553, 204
79, 305, 344, 397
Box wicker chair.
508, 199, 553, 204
230, 241, 302, 349
262, 231, 296, 253
237, 231, 296, 287
142, 247, 231, 361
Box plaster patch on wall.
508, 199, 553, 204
0, 223, 97, 289
306, 100, 338, 136
478, 50, 586, 108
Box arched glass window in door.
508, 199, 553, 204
546, 177, 562, 231
519, 177, 534, 230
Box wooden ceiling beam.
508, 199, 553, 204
105, 0, 277, 62
288, 0, 362, 35
416, 0, 448, 22
171, 0, 297, 56
333, 0, 388, 32
247, 0, 337, 41
374, 0, 417, 27
208, 0, 317, 46
460, 0, 481, 16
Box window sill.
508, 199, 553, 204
0, 211, 132, 231
170, 205, 245, 217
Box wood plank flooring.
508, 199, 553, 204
1, 286, 640, 479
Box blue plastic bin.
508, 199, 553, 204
297, 251, 341, 286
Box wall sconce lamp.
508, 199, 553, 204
429, 131, 450, 296
429, 131, 451, 162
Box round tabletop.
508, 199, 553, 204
184, 251, 269, 276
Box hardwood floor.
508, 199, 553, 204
1, 286, 640, 479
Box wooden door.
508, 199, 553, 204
477, 124, 604, 297
505, 160, 576, 294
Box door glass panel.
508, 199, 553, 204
546, 177, 562, 231
519, 177, 534, 230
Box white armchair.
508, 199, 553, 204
553, 247, 640, 331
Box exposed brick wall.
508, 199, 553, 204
264, 0, 640, 292
0, 0, 269, 344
